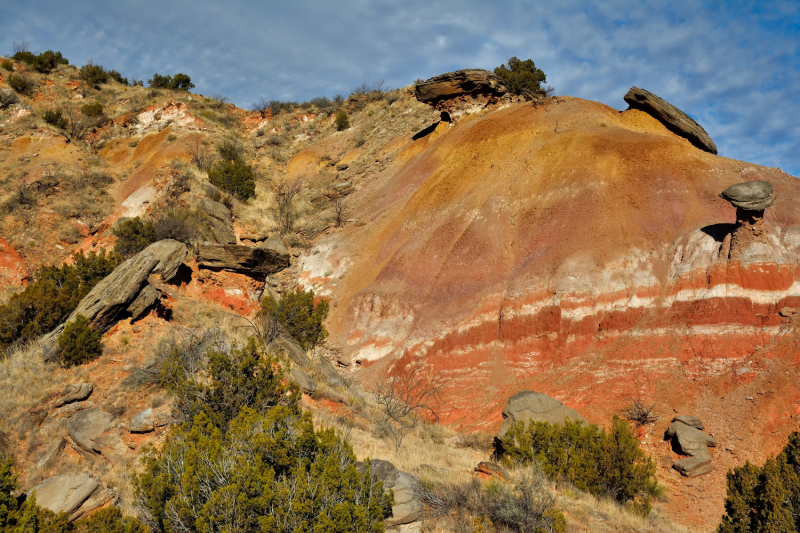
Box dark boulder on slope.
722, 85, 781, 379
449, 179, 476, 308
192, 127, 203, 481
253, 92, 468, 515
624, 86, 718, 154
415, 69, 507, 108
197, 242, 289, 274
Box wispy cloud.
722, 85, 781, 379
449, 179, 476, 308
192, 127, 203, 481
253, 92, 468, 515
2, 0, 798, 174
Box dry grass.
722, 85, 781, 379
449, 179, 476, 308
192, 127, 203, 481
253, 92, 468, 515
0, 340, 58, 433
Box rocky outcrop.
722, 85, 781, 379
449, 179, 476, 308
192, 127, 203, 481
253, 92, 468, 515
35, 437, 65, 471
720, 180, 775, 211
197, 242, 289, 274
358, 460, 422, 527
29, 473, 114, 520
199, 198, 236, 244
665, 416, 716, 477
289, 367, 316, 393
496, 390, 586, 441
415, 69, 506, 109
49, 240, 189, 337
623, 86, 717, 154
720, 180, 776, 262
54, 383, 93, 407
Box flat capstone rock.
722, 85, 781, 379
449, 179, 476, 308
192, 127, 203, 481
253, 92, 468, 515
720, 180, 775, 211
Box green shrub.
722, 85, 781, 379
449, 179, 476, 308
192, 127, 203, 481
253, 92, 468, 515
0, 59, 12, 71
81, 102, 104, 117
0, 251, 121, 351
105, 70, 127, 85
79, 61, 108, 86
160, 336, 298, 428
75, 506, 146, 533
8, 74, 34, 95
42, 108, 67, 129
494, 57, 547, 97
112, 217, 156, 258
718, 431, 800, 532
499, 416, 659, 516
136, 406, 391, 533
148, 73, 194, 91
208, 160, 255, 200
262, 288, 329, 350
0, 456, 74, 532
58, 314, 103, 367
153, 210, 200, 243
335, 109, 350, 131
12, 49, 68, 73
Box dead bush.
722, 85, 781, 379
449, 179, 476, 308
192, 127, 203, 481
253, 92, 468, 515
621, 397, 659, 427
272, 178, 303, 234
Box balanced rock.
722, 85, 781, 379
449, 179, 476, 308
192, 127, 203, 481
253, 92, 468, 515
496, 390, 586, 441
199, 198, 236, 244
624, 86, 717, 154
197, 242, 289, 274
720, 180, 775, 211
54, 383, 93, 407
415, 69, 507, 108
50, 240, 189, 337
358, 460, 422, 527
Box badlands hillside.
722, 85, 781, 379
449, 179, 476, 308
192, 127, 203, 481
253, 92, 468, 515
1, 52, 799, 533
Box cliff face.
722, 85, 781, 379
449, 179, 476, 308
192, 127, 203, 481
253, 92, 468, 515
300, 96, 800, 431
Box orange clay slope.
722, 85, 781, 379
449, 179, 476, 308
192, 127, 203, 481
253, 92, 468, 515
300, 95, 800, 428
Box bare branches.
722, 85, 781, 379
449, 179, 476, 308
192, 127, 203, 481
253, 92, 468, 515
331, 196, 346, 227
373, 359, 443, 450
252, 97, 270, 117
187, 137, 214, 172
273, 178, 303, 234
621, 397, 659, 428
12, 41, 30, 55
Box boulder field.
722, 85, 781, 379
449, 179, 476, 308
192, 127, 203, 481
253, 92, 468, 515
299, 96, 800, 445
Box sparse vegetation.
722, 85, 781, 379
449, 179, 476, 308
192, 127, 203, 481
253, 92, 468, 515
80, 102, 104, 117
12, 49, 68, 73
79, 60, 109, 86
0, 59, 12, 71
58, 314, 103, 367
42, 108, 67, 129
272, 178, 302, 233
261, 288, 330, 350
207, 139, 256, 200
0, 251, 120, 352
112, 217, 156, 258
8, 74, 35, 95
148, 72, 194, 91
0, 90, 17, 108
622, 397, 659, 428
499, 416, 660, 516
494, 57, 548, 98
335, 109, 351, 131
418, 466, 567, 533
718, 430, 800, 533
373, 359, 442, 451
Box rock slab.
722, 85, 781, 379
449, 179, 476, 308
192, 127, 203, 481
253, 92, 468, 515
50, 239, 189, 336
197, 242, 289, 274
66, 408, 114, 453
29, 473, 100, 516
624, 86, 718, 154
199, 199, 236, 244
54, 383, 93, 407
129, 406, 172, 433
665, 416, 716, 477
496, 390, 586, 441
720, 180, 775, 211
415, 69, 506, 107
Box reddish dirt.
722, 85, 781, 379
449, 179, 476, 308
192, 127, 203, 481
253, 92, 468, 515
298, 97, 800, 531
0, 236, 30, 295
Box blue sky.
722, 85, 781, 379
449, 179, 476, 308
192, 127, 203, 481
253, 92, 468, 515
2, 0, 799, 175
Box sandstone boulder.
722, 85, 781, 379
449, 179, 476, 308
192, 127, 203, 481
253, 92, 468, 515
29, 473, 100, 517
720, 180, 775, 211
36, 437, 65, 471
197, 242, 289, 274
665, 416, 716, 477
474, 461, 507, 481
496, 390, 586, 441
624, 86, 717, 154
50, 240, 189, 337
54, 383, 93, 407
129, 406, 172, 433
66, 408, 114, 453
199, 198, 236, 244
415, 69, 506, 108
358, 460, 422, 527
